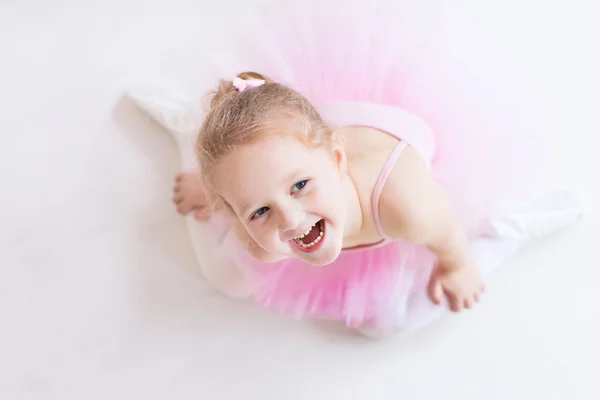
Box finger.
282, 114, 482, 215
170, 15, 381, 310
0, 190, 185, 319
464, 297, 473, 309
175, 173, 183, 182
473, 292, 480, 303
428, 277, 444, 305
451, 301, 463, 312
433, 281, 444, 305
448, 293, 463, 312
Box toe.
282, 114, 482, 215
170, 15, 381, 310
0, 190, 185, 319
172, 194, 184, 205
177, 201, 192, 215
194, 208, 211, 220
176, 205, 188, 215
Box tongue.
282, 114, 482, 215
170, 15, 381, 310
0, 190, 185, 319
300, 222, 320, 244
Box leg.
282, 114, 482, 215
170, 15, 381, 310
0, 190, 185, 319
127, 87, 254, 297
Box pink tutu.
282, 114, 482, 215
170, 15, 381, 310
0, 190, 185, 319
199, 0, 554, 335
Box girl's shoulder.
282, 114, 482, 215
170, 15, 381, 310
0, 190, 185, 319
340, 125, 400, 195
341, 126, 436, 241
377, 144, 444, 241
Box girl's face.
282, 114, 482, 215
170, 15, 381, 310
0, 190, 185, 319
214, 135, 348, 266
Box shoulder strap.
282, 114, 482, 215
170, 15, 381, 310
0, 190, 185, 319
371, 141, 407, 240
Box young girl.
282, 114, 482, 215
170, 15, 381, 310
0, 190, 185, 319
171, 72, 584, 338
155, 0, 586, 338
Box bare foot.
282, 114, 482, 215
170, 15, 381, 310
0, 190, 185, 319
172, 171, 211, 220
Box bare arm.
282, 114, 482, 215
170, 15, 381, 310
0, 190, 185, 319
380, 147, 484, 311
380, 148, 467, 259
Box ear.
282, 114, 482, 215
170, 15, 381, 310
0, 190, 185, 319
330, 132, 347, 174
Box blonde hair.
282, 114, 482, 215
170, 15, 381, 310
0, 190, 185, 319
197, 71, 334, 205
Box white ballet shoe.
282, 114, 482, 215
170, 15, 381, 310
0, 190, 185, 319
481, 189, 588, 240
126, 84, 206, 169
127, 85, 203, 138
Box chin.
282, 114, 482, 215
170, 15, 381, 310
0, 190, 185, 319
296, 242, 342, 267
309, 251, 340, 266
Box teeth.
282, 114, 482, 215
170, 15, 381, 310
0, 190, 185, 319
302, 235, 322, 248
293, 222, 324, 248
291, 221, 325, 252
293, 222, 319, 240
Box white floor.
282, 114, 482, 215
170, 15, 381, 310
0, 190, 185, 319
1, 1, 599, 399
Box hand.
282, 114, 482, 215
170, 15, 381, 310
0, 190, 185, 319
427, 260, 485, 312
172, 171, 212, 220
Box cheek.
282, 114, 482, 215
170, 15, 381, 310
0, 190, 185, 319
312, 184, 342, 213
322, 173, 345, 198
247, 222, 280, 247
318, 181, 346, 220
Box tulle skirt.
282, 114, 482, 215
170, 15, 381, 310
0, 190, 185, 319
187, 0, 555, 335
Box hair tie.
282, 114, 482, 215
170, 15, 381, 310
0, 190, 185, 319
232, 77, 265, 92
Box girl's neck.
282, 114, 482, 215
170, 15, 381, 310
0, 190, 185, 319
341, 174, 367, 246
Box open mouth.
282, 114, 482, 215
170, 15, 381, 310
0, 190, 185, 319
290, 219, 325, 253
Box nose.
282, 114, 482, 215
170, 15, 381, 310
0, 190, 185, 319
277, 207, 304, 238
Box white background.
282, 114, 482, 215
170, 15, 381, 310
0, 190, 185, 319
1, 1, 599, 399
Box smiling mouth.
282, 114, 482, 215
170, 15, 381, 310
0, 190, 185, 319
290, 219, 325, 253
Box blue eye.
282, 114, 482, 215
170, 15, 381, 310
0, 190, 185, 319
251, 206, 269, 220
291, 180, 308, 193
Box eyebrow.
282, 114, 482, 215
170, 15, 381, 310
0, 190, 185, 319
281, 169, 304, 186
239, 203, 254, 219
237, 170, 305, 218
